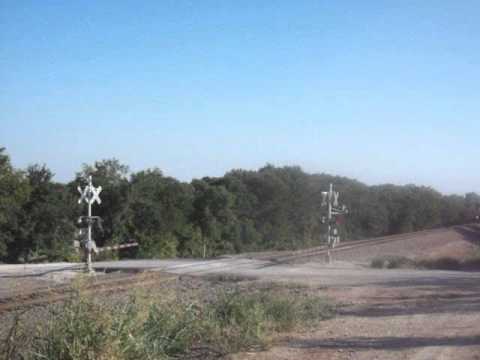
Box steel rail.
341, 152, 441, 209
0, 273, 178, 314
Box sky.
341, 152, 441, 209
1, 1, 479, 194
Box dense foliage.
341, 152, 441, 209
0, 147, 478, 263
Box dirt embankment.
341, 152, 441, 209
327, 225, 480, 265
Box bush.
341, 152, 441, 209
464, 257, 480, 270
1, 283, 334, 360
140, 302, 202, 357
29, 291, 121, 359
370, 256, 415, 269
262, 293, 334, 332
136, 233, 178, 259
371, 257, 386, 268
464, 248, 480, 270
417, 257, 461, 270
371, 248, 480, 271
263, 296, 296, 331
206, 290, 267, 352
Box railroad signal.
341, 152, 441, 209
77, 175, 102, 273
322, 183, 348, 263
78, 187, 102, 205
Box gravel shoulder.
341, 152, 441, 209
232, 268, 480, 360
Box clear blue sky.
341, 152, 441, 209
1, 1, 479, 194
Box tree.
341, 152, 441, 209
0, 148, 30, 262
465, 192, 480, 221
1, 145, 477, 262
21, 164, 76, 261
122, 169, 193, 258
441, 195, 467, 226
191, 179, 237, 256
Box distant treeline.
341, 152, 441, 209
1, 147, 479, 263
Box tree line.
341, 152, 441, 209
1, 147, 479, 263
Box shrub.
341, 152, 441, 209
31, 290, 123, 360
1, 283, 334, 359
261, 292, 334, 332
464, 248, 480, 270
140, 302, 201, 358
417, 257, 461, 270
205, 290, 267, 352
371, 257, 386, 268
371, 248, 480, 271
370, 256, 415, 269
263, 296, 296, 331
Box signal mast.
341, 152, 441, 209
321, 183, 348, 263
77, 175, 102, 273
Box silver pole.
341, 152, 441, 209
78, 175, 102, 274
87, 176, 93, 273
326, 183, 333, 263
322, 183, 348, 264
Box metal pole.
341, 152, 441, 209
321, 183, 347, 264
78, 175, 101, 274
326, 183, 332, 264
86, 176, 93, 273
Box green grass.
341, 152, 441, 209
1, 280, 334, 360
370, 255, 415, 269
371, 248, 480, 271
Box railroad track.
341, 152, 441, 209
0, 271, 178, 314
267, 227, 448, 264
1, 226, 462, 313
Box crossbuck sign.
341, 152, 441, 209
78, 177, 102, 206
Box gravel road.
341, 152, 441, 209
231, 264, 480, 360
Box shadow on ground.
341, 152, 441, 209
289, 335, 480, 350
0, 265, 83, 279
337, 275, 480, 317
454, 224, 480, 245
338, 290, 480, 318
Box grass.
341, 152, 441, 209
1, 279, 334, 360
371, 248, 480, 271
370, 255, 415, 269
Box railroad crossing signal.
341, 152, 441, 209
77, 175, 102, 273
321, 183, 348, 263
78, 181, 102, 205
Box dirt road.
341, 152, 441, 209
231, 266, 480, 360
